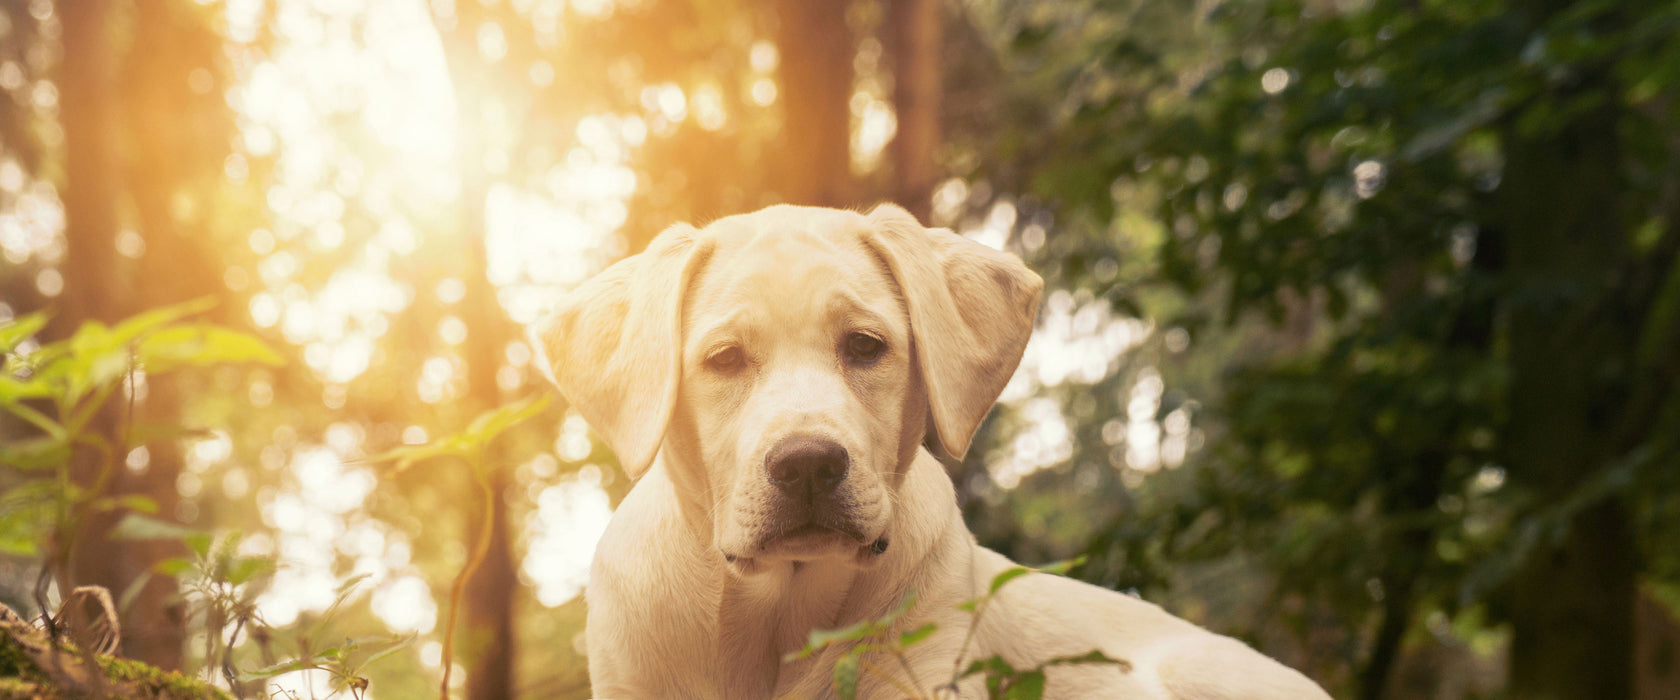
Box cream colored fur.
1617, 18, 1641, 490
532, 204, 1330, 699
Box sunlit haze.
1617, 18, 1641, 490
0, 0, 1169, 695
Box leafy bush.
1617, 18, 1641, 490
789, 558, 1127, 700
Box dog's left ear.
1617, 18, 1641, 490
528, 223, 711, 479
863, 203, 1043, 460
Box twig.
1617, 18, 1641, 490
859, 656, 925, 699
439, 448, 496, 700
890, 648, 932, 699
948, 541, 986, 684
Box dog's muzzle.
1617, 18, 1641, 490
766, 436, 849, 500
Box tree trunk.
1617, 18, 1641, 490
1498, 21, 1636, 696
461, 189, 518, 700
885, 0, 942, 222
104, 2, 235, 671
433, 4, 520, 694
56, 0, 160, 665
772, 0, 854, 207
55, 0, 123, 333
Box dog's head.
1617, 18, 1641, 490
532, 204, 1041, 573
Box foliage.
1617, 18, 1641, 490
0, 308, 411, 697
234, 574, 414, 700
953, 0, 1680, 694
0, 302, 282, 595
364, 394, 552, 700
788, 557, 1125, 700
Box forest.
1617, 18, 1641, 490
2, 0, 1679, 698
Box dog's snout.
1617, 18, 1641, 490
766, 437, 849, 497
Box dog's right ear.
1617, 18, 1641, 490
528, 223, 709, 479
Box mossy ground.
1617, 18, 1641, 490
0, 633, 230, 700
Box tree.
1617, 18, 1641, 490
56, 0, 175, 670
112, 1, 242, 672
432, 3, 522, 695
771, 0, 855, 208
960, 0, 1680, 696
885, 0, 943, 221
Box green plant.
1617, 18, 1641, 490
1, 303, 278, 633
786, 557, 1128, 700
235, 573, 414, 700
364, 393, 551, 700
109, 517, 414, 699
0, 301, 290, 696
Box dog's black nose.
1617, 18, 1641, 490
766, 437, 849, 497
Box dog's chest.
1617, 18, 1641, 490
709, 561, 862, 697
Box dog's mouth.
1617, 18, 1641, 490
763, 518, 866, 553
723, 518, 889, 572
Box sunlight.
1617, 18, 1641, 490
990, 286, 1156, 488
522, 466, 614, 607
218, 0, 640, 656
256, 445, 387, 629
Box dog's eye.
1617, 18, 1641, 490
844, 333, 886, 363
704, 346, 745, 373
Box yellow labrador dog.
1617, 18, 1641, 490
532, 204, 1329, 699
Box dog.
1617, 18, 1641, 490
531, 204, 1330, 698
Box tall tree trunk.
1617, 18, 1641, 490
461, 190, 518, 700
56, 0, 152, 663
102, 2, 233, 671
885, 0, 942, 222
1498, 9, 1635, 693
772, 0, 854, 207
434, 5, 520, 695
55, 0, 123, 333
1358, 457, 1442, 700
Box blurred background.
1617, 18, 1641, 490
2, 0, 1679, 697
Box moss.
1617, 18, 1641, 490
0, 632, 31, 678
0, 634, 230, 700
0, 677, 49, 700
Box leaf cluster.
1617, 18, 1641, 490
787, 557, 1124, 700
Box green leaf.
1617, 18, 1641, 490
89, 494, 159, 514
117, 570, 154, 616
0, 435, 70, 471
137, 324, 285, 374
125, 421, 217, 446
833, 647, 861, 700
987, 557, 1086, 598
0, 480, 57, 556
335, 572, 373, 598
1035, 556, 1086, 577
789, 618, 878, 661
0, 312, 49, 354
358, 633, 417, 669
309, 572, 373, 639
365, 395, 551, 473
786, 591, 917, 662
237, 657, 320, 681
0, 374, 54, 405
152, 557, 198, 578
106, 298, 218, 347
110, 512, 212, 556
362, 440, 465, 473
958, 655, 1018, 681
988, 566, 1033, 595
898, 622, 937, 649
1000, 670, 1046, 700
461, 394, 553, 446
59, 322, 137, 403
2, 402, 65, 440
227, 556, 275, 586
1044, 649, 1131, 672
